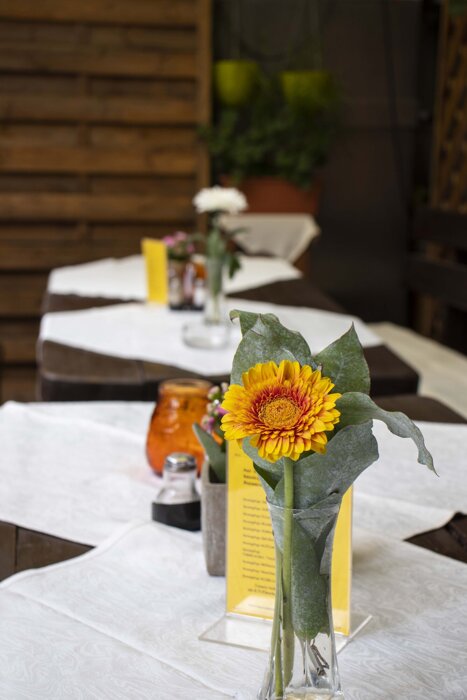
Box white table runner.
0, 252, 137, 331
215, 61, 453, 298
0, 402, 465, 547
0, 402, 155, 545
40, 299, 381, 375
48, 254, 302, 301
370, 322, 467, 419
1, 520, 466, 699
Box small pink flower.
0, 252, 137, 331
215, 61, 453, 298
163, 235, 175, 247
201, 415, 215, 433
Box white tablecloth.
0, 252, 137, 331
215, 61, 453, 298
1, 520, 466, 699
353, 420, 466, 539
0, 402, 464, 547
48, 254, 302, 301
39, 299, 381, 375
0, 401, 155, 545
220, 214, 320, 262
370, 322, 467, 419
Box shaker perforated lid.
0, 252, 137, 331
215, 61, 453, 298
164, 452, 197, 473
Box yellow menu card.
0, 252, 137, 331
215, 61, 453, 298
141, 238, 168, 303
226, 440, 352, 635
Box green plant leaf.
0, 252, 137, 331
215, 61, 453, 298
230, 310, 316, 385
193, 424, 226, 483
243, 422, 379, 510
291, 422, 379, 509
337, 392, 436, 473
200, 75, 340, 189
254, 464, 281, 502
268, 500, 334, 639
225, 251, 242, 279
229, 309, 258, 335
315, 323, 370, 395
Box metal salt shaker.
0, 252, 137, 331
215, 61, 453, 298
151, 452, 201, 531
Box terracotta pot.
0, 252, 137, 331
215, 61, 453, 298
201, 461, 226, 576
221, 175, 321, 216
214, 60, 258, 108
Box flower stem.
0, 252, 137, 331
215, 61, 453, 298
282, 458, 295, 688
272, 544, 283, 698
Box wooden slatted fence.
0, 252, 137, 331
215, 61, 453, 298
0, 0, 211, 401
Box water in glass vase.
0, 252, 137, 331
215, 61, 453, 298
258, 502, 344, 700
182, 256, 231, 349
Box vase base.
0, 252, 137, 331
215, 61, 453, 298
259, 688, 344, 700
284, 690, 344, 700
282, 692, 344, 700
182, 319, 231, 350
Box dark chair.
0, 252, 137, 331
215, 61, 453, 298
408, 206, 467, 353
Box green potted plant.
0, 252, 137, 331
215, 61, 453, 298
201, 73, 340, 214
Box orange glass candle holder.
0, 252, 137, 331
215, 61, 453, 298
146, 378, 211, 476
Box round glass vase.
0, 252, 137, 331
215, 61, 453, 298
182, 256, 230, 350
258, 502, 344, 700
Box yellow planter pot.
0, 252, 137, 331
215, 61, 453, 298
280, 69, 333, 113
214, 60, 258, 107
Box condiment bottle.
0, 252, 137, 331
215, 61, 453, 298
151, 452, 201, 531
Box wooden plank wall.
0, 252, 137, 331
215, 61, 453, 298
0, 0, 211, 402
411, 1, 466, 343
430, 3, 467, 213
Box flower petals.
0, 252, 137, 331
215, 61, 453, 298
221, 359, 341, 463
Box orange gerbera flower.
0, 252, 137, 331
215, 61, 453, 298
221, 360, 341, 462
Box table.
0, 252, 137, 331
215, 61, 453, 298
371, 322, 467, 419
1, 520, 467, 699
1, 396, 466, 698
43, 254, 306, 313
38, 257, 419, 400
1, 395, 465, 584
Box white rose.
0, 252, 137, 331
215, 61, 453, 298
193, 186, 247, 214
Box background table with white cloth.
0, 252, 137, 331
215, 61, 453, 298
38, 255, 419, 401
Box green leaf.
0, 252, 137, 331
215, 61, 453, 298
225, 252, 242, 279
291, 521, 329, 638
244, 422, 379, 510
230, 310, 316, 385
193, 424, 226, 483
254, 464, 281, 502
291, 422, 379, 509
337, 392, 436, 474
315, 323, 370, 395
229, 309, 258, 335
268, 500, 335, 639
